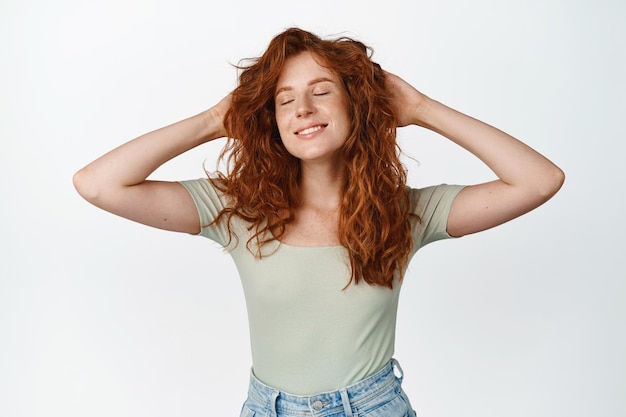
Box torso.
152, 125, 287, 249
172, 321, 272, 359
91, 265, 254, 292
179, 177, 465, 395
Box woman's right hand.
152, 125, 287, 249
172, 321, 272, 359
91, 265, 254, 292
204, 93, 232, 139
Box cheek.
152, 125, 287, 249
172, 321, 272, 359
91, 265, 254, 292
335, 98, 352, 130
275, 121, 294, 150
337, 109, 352, 135
274, 112, 289, 136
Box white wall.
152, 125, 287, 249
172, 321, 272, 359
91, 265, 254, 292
1, 0, 624, 416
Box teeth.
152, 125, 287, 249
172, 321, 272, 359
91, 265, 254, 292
298, 125, 323, 135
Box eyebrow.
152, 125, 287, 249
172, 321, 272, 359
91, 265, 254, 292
275, 77, 335, 96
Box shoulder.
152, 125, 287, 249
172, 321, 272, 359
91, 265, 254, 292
178, 177, 235, 243
179, 177, 231, 209
407, 184, 465, 215
407, 184, 466, 249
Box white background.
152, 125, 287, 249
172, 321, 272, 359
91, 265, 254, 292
1, 0, 624, 416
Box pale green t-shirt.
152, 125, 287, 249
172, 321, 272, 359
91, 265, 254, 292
180, 178, 464, 395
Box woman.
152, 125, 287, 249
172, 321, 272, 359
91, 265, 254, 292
74, 28, 564, 417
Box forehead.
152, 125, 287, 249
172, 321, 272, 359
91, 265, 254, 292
276, 51, 340, 88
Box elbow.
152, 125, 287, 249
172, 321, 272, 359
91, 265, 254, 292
538, 165, 565, 202
548, 165, 565, 195
73, 167, 101, 204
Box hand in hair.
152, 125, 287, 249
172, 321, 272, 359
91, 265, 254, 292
383, 71, 429, 128
206, 93, 232, 139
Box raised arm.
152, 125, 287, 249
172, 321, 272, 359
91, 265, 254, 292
385, 72, 564, 237
73, 95, 231, 234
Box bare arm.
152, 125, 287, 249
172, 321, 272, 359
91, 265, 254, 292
73, 95, 231, 234
386, 73, 565, 237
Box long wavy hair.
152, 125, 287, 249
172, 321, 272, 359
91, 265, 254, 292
213, 28, 413, 289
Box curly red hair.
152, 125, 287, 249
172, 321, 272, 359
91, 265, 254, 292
213, 28, 413, 289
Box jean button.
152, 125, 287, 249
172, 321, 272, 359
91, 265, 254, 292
312, 400, 323, 411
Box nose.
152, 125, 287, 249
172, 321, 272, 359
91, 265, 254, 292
295, 95, 315, 118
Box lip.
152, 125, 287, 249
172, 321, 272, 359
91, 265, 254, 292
294, 123, 328, 136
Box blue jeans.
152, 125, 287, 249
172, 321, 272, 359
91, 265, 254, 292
240, 359, 417, 417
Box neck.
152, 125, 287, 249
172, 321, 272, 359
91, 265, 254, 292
298, 161, 345, 209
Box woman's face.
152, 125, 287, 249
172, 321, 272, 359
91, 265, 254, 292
274, 51, 351, 166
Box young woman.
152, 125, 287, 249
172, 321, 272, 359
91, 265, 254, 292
74, 28, 564, 417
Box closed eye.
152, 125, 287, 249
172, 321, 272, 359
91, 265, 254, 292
280, 99, 294, 106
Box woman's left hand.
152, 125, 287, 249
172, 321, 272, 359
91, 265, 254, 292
384, 71, 428, 128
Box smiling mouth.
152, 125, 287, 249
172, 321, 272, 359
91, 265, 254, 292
295, 124, 327, 135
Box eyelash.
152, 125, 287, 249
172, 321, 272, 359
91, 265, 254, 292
279, 92, 329, 106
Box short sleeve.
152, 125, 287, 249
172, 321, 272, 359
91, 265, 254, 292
178, 178, 231, 246
409, 184, 465, 252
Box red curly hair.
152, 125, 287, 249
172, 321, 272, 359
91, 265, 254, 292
213, 28, 413, 289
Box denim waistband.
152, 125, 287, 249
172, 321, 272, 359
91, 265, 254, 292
245, 358, 404, 417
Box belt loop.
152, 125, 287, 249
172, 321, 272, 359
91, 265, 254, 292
339, 388, 353, 417
269, 390, 279, 417
391, 358, 404, 383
